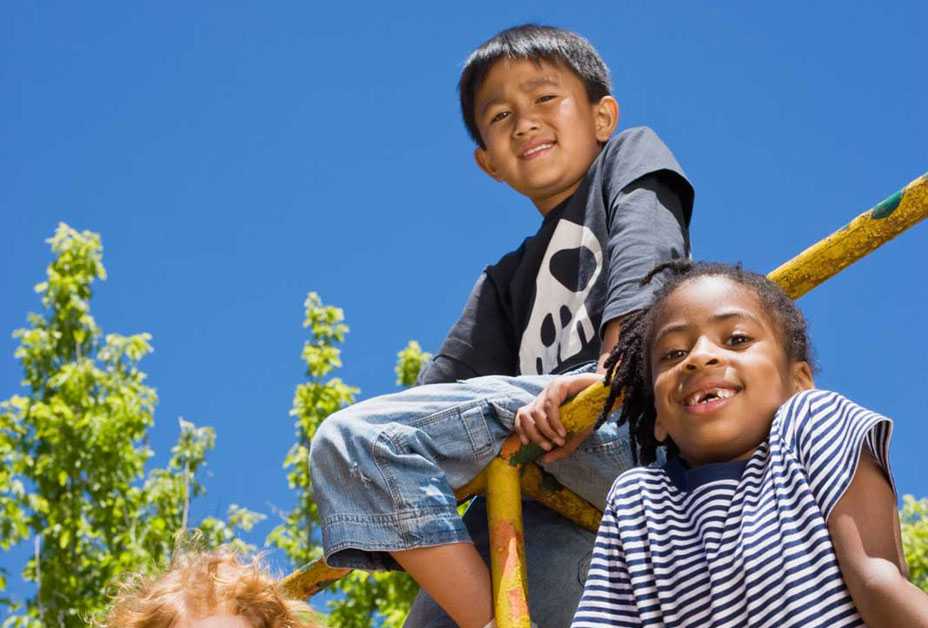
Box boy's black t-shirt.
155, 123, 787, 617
418, 127, 694, 383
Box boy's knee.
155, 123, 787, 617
309, 410, 358, 473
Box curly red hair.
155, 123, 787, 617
104, 548, 318, 628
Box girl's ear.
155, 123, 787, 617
653, 417, 668, 443
790, 361, 814, 392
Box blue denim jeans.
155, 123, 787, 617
310, 364, 634, 574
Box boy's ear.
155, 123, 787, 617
474, 147, 501, 181
790, 361, 815, 392
594, 96, 620, 142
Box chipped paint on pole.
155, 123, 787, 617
769, 173, 928, 299
487, 457, 531, 628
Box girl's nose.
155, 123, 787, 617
684, 337, 722, 371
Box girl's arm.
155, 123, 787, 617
829, 451, 928, 625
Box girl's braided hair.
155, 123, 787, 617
599, 260, 814, 465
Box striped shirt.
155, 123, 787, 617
572, 390, 894, 627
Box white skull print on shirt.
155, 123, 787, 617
519, 220, 603, 375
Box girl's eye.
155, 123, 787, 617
728, 333, 751, 346
490, 111, 510, 124
536, 94, 557, 104
661, 348, 687, 362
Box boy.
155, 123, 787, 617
310, 24, 694, 628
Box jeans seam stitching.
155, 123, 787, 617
372, 427, 404, 510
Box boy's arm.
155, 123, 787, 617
416, 271, 517, 385
597, 318, 622, 373
600, 172, 690, 343
829, 452, 928, 625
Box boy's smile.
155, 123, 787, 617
649, 276, 813, 466
472, 59, 618, 214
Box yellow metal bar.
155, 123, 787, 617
487, 457, 531, 628
454, 467, 488, 501
769, 173, 928, 299
519, 464, 601, 533
279, 559, 350, 600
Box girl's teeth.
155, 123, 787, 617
686, 388, 736, 406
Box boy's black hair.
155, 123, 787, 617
600, 260, 815, 465
459, 24, 612, 148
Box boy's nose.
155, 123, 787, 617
513, 114, 540, 137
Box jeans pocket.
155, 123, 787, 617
487, 398, 518, 432
459, 403, 494, 460
578, 550, 593, 585
407, 400, 496, 463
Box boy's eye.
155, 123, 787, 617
490, 111, 510, 124
536, 94, 557, 104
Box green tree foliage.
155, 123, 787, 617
394, 341, 430, 387
0, 224, 260, 627
902, 495, 928, 591
269, 293, 431, 627
266, 293, 358, 569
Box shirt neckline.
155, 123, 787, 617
663, 454, 749, 492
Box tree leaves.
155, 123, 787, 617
395, 341, 431, 387
0, 224, 258, 626
902, 495, 928, 591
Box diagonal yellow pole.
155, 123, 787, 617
769, 172, 928, 299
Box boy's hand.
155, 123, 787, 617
514, 373, 604, 464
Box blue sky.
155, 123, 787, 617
2, 0, 926, 609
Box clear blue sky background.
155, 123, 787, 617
2, 0, 926, 611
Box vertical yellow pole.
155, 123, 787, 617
486, 457, 531, 628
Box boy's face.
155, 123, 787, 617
472, 59, 618, 214
649, 276, 813, 466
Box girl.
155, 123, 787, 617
554, 260, 928, 626
103, 547, 319, 628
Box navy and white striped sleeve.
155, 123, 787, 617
572, 486, 640, 627
779, 389, 895, 520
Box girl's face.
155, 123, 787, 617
649, 275, 813, 466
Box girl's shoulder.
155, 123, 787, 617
771, 388, 882, 442
605, 462, 674, 506
770, 389, 895, 520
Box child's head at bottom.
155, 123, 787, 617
103, 547, 317, 628
604, 260, 816, 466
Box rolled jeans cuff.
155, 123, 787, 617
322, 508, 471, 571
